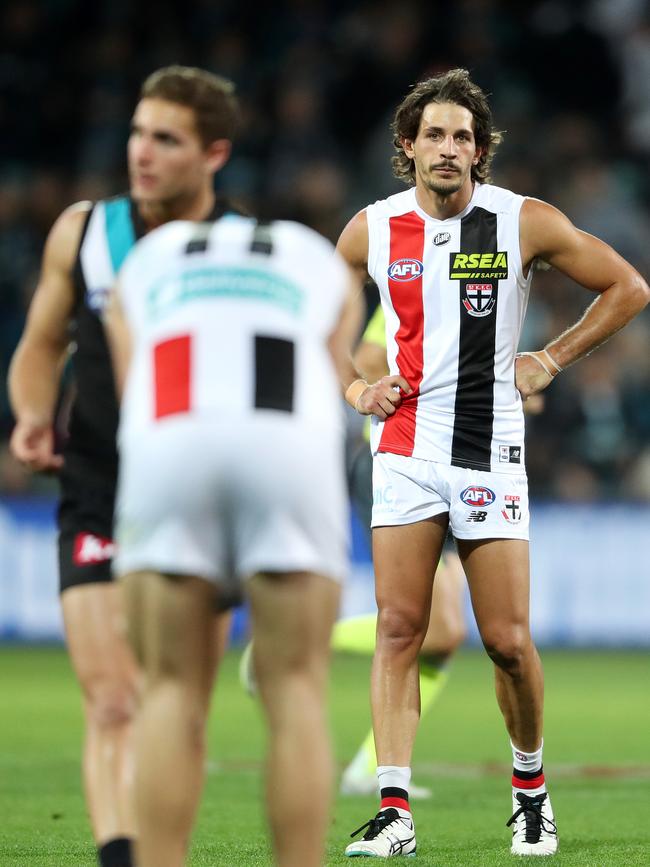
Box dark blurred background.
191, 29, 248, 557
2, 0, 650, 501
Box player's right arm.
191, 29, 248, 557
336, 210, 411, 419
8, 202, 91, 471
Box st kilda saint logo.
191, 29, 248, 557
463, 283, 495, 318
502, 494, 522, 523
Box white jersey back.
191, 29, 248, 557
367, 183, 532, 473
116, 216, 348, 439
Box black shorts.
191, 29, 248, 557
57, 451, 117, 593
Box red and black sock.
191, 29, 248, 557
512, 764, 546, 796
380, 786, 410, 813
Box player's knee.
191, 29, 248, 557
86, 676, 138, 729
377, 605, 427, 654
482, 627, 529, 674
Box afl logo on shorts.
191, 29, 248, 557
460, 486, 496, 507
388, 258, 423, 281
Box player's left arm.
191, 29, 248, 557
516, 198, 650, 399
103, 282, 132, 401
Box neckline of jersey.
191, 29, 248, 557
410, 182, 481, 224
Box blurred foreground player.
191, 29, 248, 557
8, 66, 240, 867
338, 68, 649, 857
106, 215, 362, 867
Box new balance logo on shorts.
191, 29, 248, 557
467, 510, 488, 522
73, 533, 115, 566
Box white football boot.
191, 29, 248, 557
507, 790, 558, 856
345, 807, 416, 858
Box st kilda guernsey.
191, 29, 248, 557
366, 182, 532, 473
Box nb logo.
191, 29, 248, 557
466, 511, 488, 522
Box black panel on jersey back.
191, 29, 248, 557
254, 335, 294, 413
250, 220, 273, 255
451, 206, 498, 471
185, 223, 212, 255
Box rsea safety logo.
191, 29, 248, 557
460, 486, 496, 508
449, 251, 508, 280
388, 258, 424, 282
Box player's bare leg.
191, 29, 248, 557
371, 516, 448, 768
247, 570, 339, 867
62, 584, 140, 853
459, 538, 557, 855
337, 547, 465, 799
121, 570, 217, 867
459, 538, 543, 749
344, 518, 446, 857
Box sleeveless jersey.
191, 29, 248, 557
68, 194, 238, 466
116, 216, 348, 439
366, 183, 532, 473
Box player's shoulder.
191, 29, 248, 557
271, 218, 336, 254
473, 182, 526, 215
44, 200, 93, 269
368, 187, 416, 217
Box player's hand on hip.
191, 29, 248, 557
357, 375, 412, 420
515, 351, 558, 400
10, 421, 64, 472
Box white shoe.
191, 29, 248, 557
507, 790, 558, 855
340, 767, 432, 800
345, 808, 416, 858
238, 641, 257, 697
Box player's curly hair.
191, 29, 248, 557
391, 68, 503, 185
141, 65, 240, 147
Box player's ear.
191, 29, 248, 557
472, 145, 483, 166
401, 136, 415, 159
204, 139, 232, 174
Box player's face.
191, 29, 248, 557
128, 98, 213, 205
403, 102, 481, 196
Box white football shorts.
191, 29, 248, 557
113, 416, 348, 586
372, 451, 529, 540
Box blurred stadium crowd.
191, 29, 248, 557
1, 0, 649, 500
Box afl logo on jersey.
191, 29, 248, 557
388, 258, 423, 282
433, 231, 451, 246
460, 485, 496, 507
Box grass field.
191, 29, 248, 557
1, 645, 648, 866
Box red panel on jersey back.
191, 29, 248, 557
153, 334, 192, 419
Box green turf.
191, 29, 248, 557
1, 646, 648, 865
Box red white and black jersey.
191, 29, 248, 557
367, 183, 532, 473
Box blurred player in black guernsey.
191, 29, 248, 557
8, 66, 242, 867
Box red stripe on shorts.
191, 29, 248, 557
154, 335, 192, 419
378, 211, 425, 457
512, 773, 545, 790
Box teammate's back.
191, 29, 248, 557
117, 215, 347, 435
